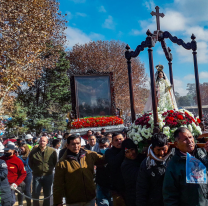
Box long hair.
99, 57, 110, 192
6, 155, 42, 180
21, 144, 30, 158
156, 71, 166, 82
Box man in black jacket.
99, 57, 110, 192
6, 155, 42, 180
121, 139, 143, 206
163, 127, 208, 206
105, 132, 125, 206
0, 159, 12, 206
136, 133, 174, 206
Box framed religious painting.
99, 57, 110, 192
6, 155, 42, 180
70, 72, 116, 118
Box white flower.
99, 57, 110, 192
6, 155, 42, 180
188, 124, 193, 132
163, 126, 170, 132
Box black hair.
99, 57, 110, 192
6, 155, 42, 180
151, 133, 168, 149
63, 132, 69, 139
112, 132, 123, 140
67, 134, 81, 144
121, 138, 137, 150
99, 137, 110, 144
101, 128, 105, 131
88, 134, 96, 139
174, 127, 190, 141
156, 71, 166, 82
52, 139, 60, 148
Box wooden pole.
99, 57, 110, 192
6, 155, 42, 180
148, 48, 159, 132
168, 61, 174, 92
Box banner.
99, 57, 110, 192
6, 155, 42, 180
186, 152, 207, 184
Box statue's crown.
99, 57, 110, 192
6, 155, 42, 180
156, 64, 164, 72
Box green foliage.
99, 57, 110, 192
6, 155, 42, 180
15, 51, 71, 133
5, 103, 29, 136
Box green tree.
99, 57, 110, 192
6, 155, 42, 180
5, 103, 29, 137
177, 96, 191, 107
16, 51, 71, 133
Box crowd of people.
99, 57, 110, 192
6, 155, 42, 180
0, 127, 208, 206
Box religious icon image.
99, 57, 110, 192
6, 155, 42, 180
74, 75, 112, 118
144, 64, 178, 112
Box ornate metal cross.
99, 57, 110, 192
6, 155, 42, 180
151, 6, 165, 31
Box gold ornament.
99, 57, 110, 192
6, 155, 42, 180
156, 64, 164, 72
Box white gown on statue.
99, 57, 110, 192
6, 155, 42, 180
144, 72, 178, 112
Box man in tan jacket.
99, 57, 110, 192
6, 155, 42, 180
29, 136, 57, 206
53, 134, 105, 206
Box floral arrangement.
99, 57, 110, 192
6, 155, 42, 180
71, 116, 124, 129
128, 109, 202, 144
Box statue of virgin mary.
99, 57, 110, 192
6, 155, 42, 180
144, 64, 178, 112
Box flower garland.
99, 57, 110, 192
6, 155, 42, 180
71, 116, 124, 129
128, 109, 202, 144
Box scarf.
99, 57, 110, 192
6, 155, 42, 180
146, 144, 174, 169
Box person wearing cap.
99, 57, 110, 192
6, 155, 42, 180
28, 136, 57, 206
0, 158, 12, 206
121, 139, 143, 206
25, 134, 33, 150
0, 144, 27, 206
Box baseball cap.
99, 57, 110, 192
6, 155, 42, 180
25, 134, 33, 140
57, 135, 63, 139
76, 133, 80, 136
3, 144, 16, 150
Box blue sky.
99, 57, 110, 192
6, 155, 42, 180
59, 0, 208, 98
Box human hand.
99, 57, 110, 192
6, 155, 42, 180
204, 142, 208, 152
11, 183, 17, 190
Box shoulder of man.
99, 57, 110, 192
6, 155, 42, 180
0, 159, 7, 169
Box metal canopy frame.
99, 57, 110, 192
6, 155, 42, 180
125, 6, 204, 133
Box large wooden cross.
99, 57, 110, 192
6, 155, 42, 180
151, 6, 165, 31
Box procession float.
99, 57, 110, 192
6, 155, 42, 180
125, 6, 206, 149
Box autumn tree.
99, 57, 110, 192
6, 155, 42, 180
193, 83, 208, 105
68, 40, 148, 117
0, 0, 67, 114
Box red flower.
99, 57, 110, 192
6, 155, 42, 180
169, 117, 174, 121
177, 115, 183, 120
197, 119, 201, 124
169, 110, 174, 113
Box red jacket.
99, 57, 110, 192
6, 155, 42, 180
0, 154, 26, 186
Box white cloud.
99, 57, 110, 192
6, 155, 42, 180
176, 42, 208, 63
143, 0, 155, 11
157, 49, 163, 55
199, 71, 208, 79
66, 11, 73, 20
174, 79, 187, 96
65, 27, 91, 48
99, 6, 106, 13
184, 74, 195, 80
76, 12, 87, 17
102, 15, 115, 30
65, 27, 104, 48
130, 29, 142, 36
160, 10, 187, 32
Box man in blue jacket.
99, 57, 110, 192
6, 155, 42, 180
85, 135, 100, 153
163, 127, 208, 206
0, 159, 12, 206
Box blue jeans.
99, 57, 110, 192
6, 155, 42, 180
32, 174, 53, 206
96, 185, 113, 206
18, 172, 32, 206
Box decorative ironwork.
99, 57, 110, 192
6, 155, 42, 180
163, 31, 192, 50
151, 6, 165, 31
125, 5, 204, 132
